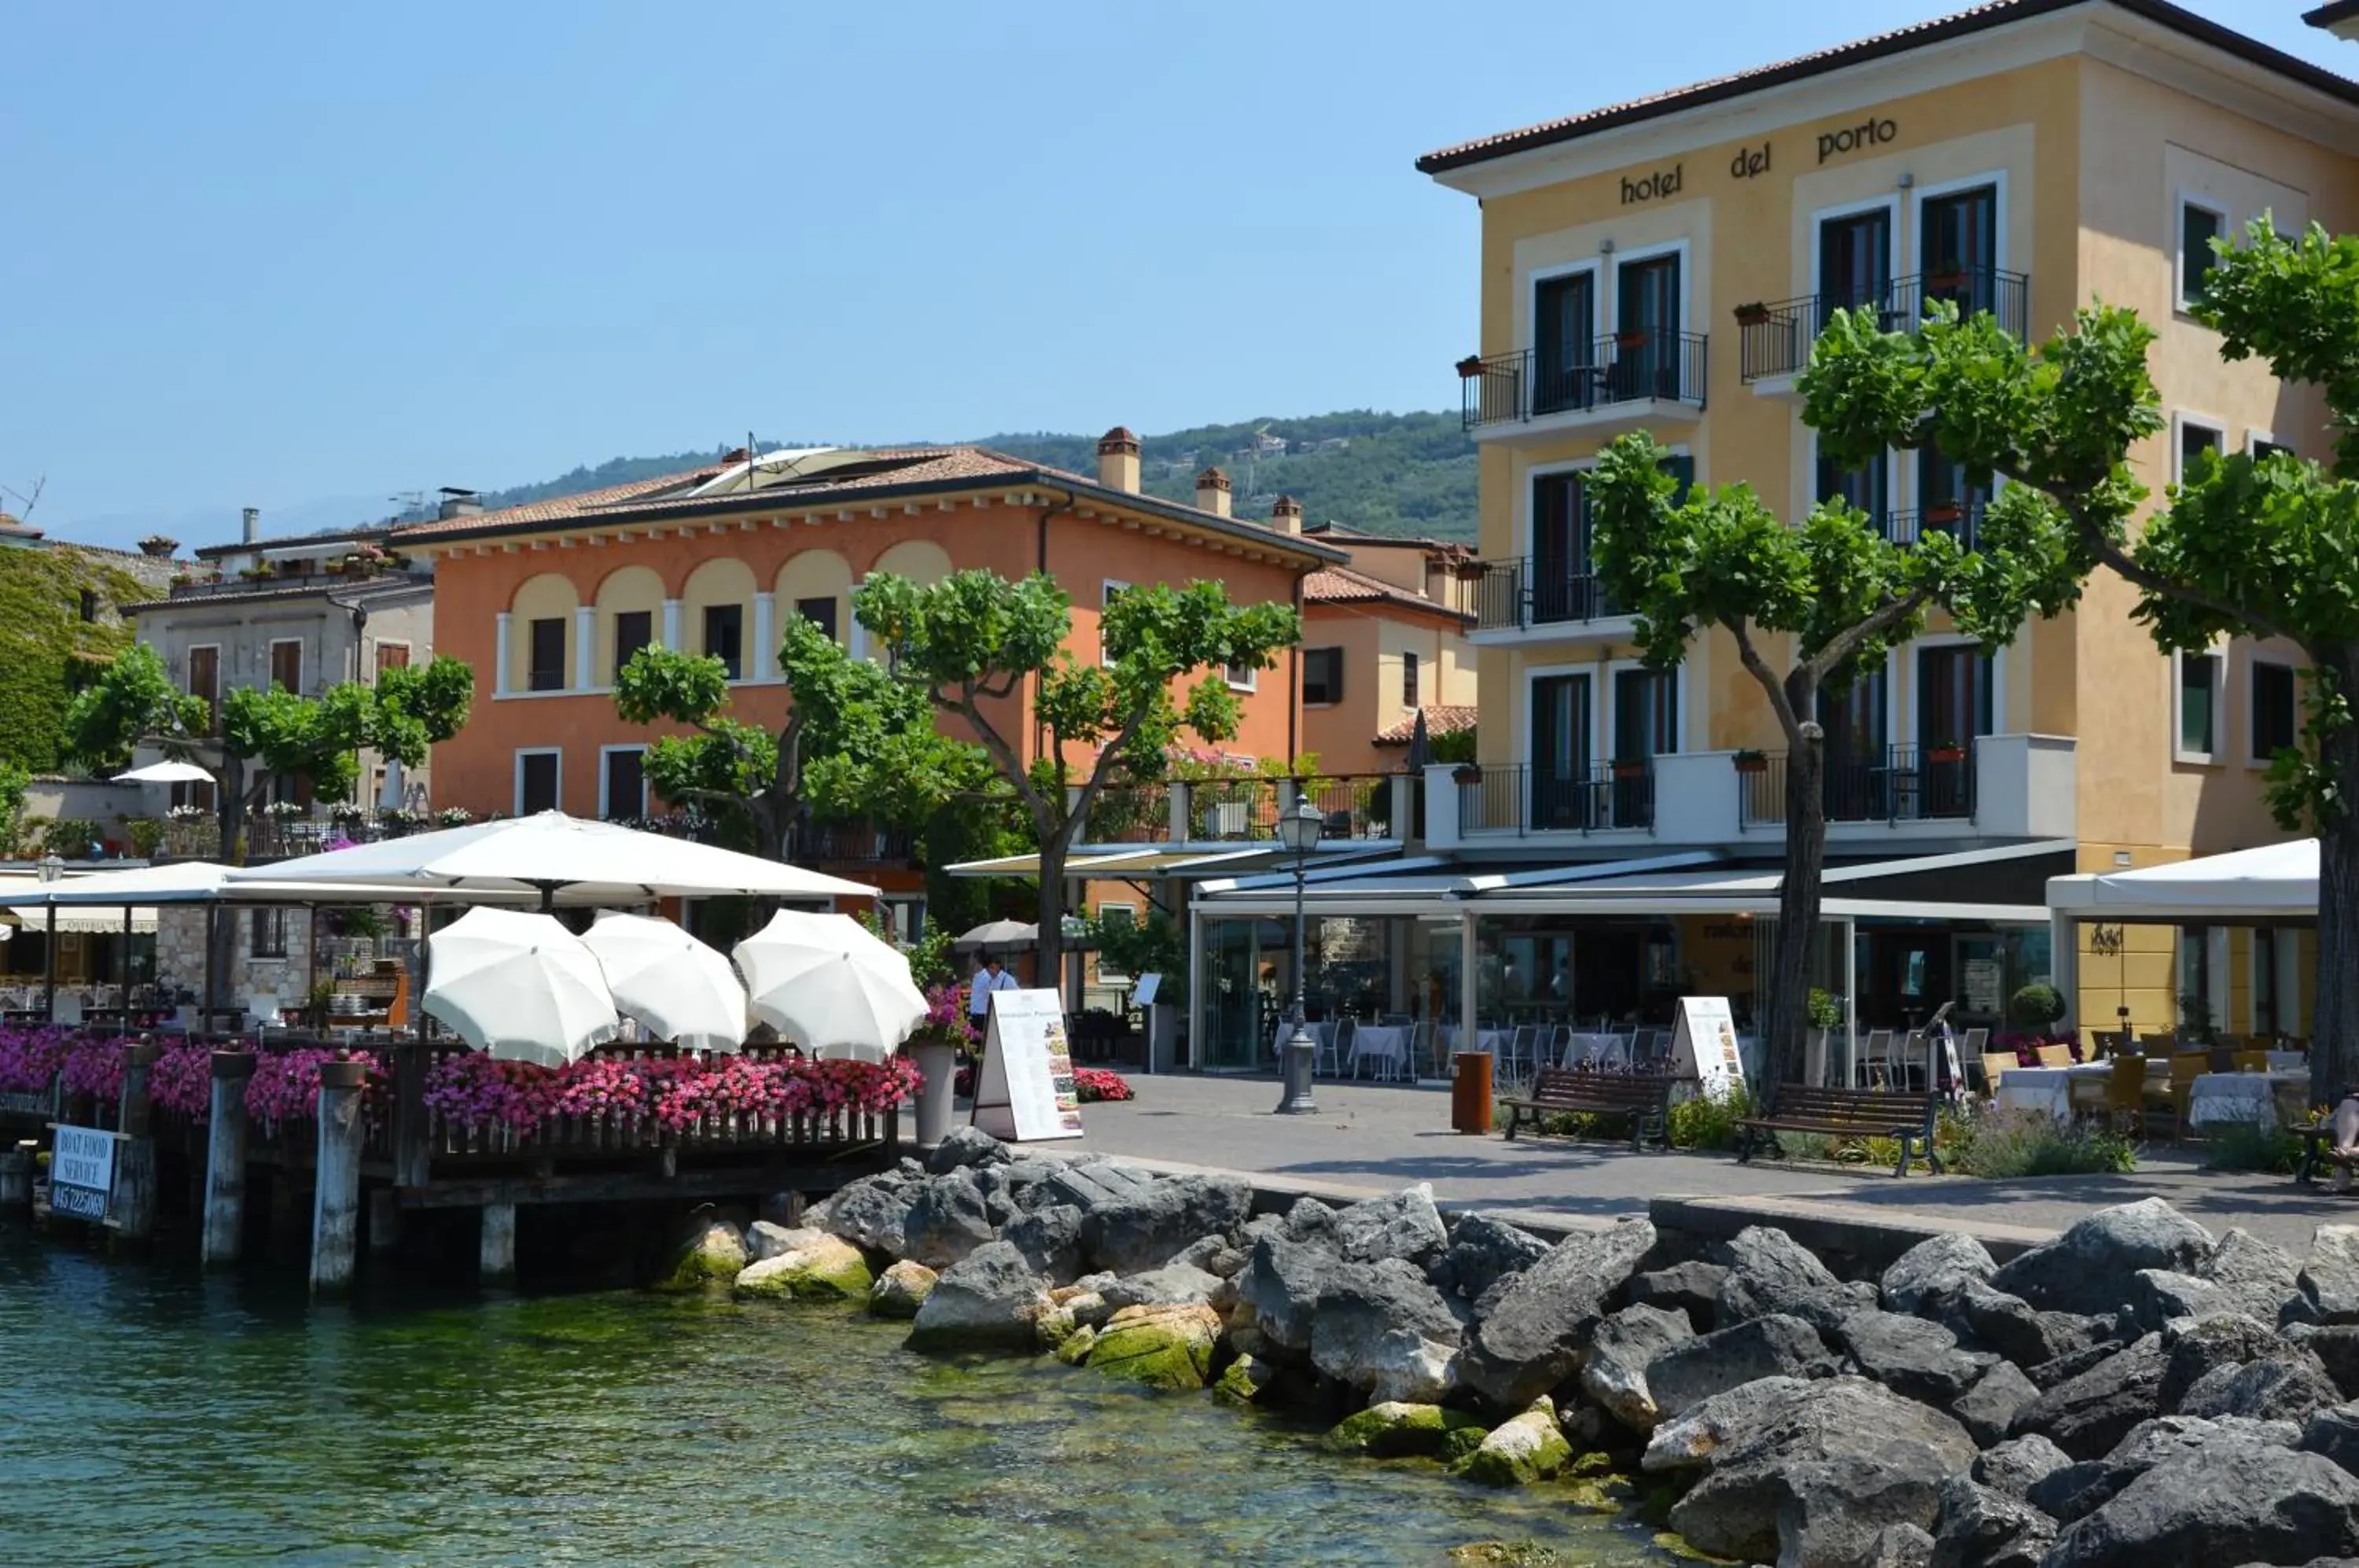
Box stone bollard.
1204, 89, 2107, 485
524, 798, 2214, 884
0, 1139, 33, 1213
480, 1200, 518, 1287
911, 1041, 958, 1150
113, 1040, 161, 1244
309, 1059, 369, 1296
201, 1051, 256, 1268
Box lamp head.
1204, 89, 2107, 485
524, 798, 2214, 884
1276, 797, 1324, 856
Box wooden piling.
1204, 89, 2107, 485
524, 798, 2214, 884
366, 1187, 400, 1256
0, 1139, 33, 1212
112, 1040, 160, 1244
309, 1058, 368, 1295
201, 1051, 256, 1267
480, 1199, 517, 1286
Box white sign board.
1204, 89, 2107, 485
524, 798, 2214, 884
1132, 973, 1161, 1007
972, 988, 1084, 1143
1670, 996, 1747, 1096
50, 1124, 116, 1222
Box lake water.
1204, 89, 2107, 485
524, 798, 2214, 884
0, 1231, 1673, 1566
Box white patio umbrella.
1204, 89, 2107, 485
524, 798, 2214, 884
423, 907, 619, 1066
581, 911, 748, 1053
112, 759, 215, 785
953, 918, 1036, 951
734, 910, 926, 1062
224, 810, 879, 907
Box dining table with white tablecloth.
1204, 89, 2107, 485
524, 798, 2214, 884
1437, 1025, 1516, 1058
1344, 1024, 1414, 1078
2187, 1069, 2312, 1130
1994, 1062, 2111, 1121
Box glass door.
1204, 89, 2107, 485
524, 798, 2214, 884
1530, 673, 1592, 830
1919, 185, 1998, 320
1818, 207, 1893, 327
1613, 254, 1681, 400
1916, 646, 1992, 818
1610, 668, 1676, 828
1530, 473, 1594, 623
1818, 667, 1889, 820
1533, 271, 1596, 414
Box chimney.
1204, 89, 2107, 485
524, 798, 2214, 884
1270, 495, 1303, 535
241, 506, 260, 544
137, 533, 180, 559
1095, 426, 1141, 493
437, 486, 483, 521
1194, 466, 1232, 518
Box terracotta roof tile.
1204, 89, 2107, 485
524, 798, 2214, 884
1304, 565, 1472, 622
1375, 705, 1479, 745
1415, 0, 2359, 175
390, 467, 727, 539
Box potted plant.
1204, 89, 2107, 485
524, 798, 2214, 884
1732, 749, 1770, 775
905, 985, 975, 1151
1805, 988, 1844, 1085
436, 805, 474, 827
1925, 257, 1967, 291
1617, 326, 1651, 350
1455, 354, 1485, 380
1927, 738, 1967, 765
1733, 300, 1772, 326
1923, 499, 1964, 526
1452, 762, 1485, 786
1610, 756, 1648, 781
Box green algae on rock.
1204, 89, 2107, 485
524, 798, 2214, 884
1455, 1397, 1573, 1487
869, 1260, 937, 1319
1083, 1302, 1222, 1390
1321, 1401, 1490, 1459
653, 1219, 750, 1292
734, 1236, 874, 1303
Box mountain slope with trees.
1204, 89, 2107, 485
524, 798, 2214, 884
450, 410, 1476, 542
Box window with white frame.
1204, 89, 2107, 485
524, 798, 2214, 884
1224, 657, 1257, 691
1099, 580, 1128, 666
2250, 433, 2295, 464
2175, 646, 2225, 762
2177, 196, 2227, 313
1402, 650, 1420, 709
601, 746, 647, 822
2174, 414, 2225, 488
516, 749, 561, 815
2251, 661, 2298, 763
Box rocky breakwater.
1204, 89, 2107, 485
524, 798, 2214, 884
658, 1128, 2359, 1568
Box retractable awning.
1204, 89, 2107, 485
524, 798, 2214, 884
946, 847, 1283, 879
2047, 838, 2317, 922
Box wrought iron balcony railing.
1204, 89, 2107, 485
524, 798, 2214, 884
1738, 269, 2029, 383
1461, 331, 1709, 431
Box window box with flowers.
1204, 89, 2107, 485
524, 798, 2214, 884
1609, 757, 1649, 782
1732, 301, 1772, 327
1732, 749, 1771, 775
436, 806, 474, 828
1927, 740, 1969, 765
1454, 355, 1485, 380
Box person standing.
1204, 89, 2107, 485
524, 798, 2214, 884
969, 955, 1018, 1026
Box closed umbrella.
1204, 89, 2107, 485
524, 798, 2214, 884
734, 910, 926, 1062
424, 907, 619, 1066
581, 911, 747, 1052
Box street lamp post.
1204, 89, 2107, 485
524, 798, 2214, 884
1274, 797, 1323, 1115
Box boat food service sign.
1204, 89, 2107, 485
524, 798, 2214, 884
50, 1124, 116, 1221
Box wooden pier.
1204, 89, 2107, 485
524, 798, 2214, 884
2, 1037, 902, 1290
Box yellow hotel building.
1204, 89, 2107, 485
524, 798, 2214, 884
1185, 0, 2358, 1071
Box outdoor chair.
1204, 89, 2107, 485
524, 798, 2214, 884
1628, 1028, 1662, 1069
1324, 1018, 1356, 1079
2141, 1032, 2180, 1051
1899, 1029, 1930, 1091
2151, 1052, 2208, 1139
2236, 1049, 2270, 1073
2036, 1043, 2074, 1068
1979, 1051, 2018, 1099
2089, 1029, 2127, 1059
1506, 1025, 1542, 1084
1960, 1027, 1989, 1064
2104, 1053, 2148, 1136
1411, 1019, 1439, 1078
1861, 1029, 1895, 1088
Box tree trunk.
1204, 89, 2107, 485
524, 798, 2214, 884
2313, 650, 2359, 1100
1036, 837, 1067, 1010
1763, 683, 1827, 1113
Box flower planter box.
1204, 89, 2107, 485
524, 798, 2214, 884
1731, 753, 1771, 775
1733, 304, 1772, 327
1610, 761, 1648, 781
1616, 330, 1651, 351
1928, 746, 1968, 765
1924, 502, 1963, 525
1925, 271, 1967, 293
1452, 766, 1485, 787
1455, 355, 1485, 380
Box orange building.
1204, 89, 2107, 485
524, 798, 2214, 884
1290, 510, 1480, 776
390, 432, 1348, 918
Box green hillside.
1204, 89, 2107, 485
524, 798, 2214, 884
455, 410, 1477, 543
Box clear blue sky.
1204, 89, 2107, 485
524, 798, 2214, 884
4, 1, 2346, 546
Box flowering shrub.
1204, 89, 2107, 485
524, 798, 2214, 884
1073, 1066, 1135, 1103
245, 1048, 378, 1123
61, 1035, 127, 1102
907, 985, 980, 1052
0, 1026, 74, 1095
422, 1051, 921, 1134
422, 1051, 555, 1134
149, 1040, 219, 1118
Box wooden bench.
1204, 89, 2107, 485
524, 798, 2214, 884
1500, 1069, 1680, 1150
1736, 1086, 1945, 1177
2294, 1088, 2354, 1186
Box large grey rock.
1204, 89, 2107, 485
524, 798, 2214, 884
2158, 1312, 2281, 1410
1929, 1476, 2057, 1568
906, 1241, 1049, 1352
1664, 1375, 1978, 1567
900, 1170, 998, 1268
2177, 1345, 2342, 1425
1629, 1261, 1729, 1331
2287, 1323, 2359, 1401
1308, 1257, 1467, 1403
2012, 1332, 2167, 1460
1943, 1279, 2106, 1375
2298, 1224, 2359, 1326
746, 1220, 824, 1262
1578, 1303, 1694, 1433
814, 1175, 913, 1257
1080, 1174, 1251, 1275
1280, 1195, 1337, 1241
1989, 1199, 2216, 1317
1885, 1232, 1998, 1318
1838, 1308, 2000, 1406
1238, 1235, 1338, 1354
2125, 1269, 2236, 1333
924, 1124, 1010, 1176
1868, 1522, 1936, 1568
1713, 1224, 1846, 1324
1971, 1433, 2072, 1498
2028, 1415, 2301, 1525
1429, 1212, 1550, 1307
1100, 1261, 1223, 1312
1330, 1184, 1449, 1268
1002, 1203, 1084, 1283
1953, 1360, 2041, 1448
2044, 1430, 2359, 1568
1035, 1158, 1157, 1213
1647, 1312, 1838, 1420
2299, 1401, 2359, 1478
1642, 1375, 1816, 1473
1459, 1218, 1654, 1412
2202, 1228, 2305, 1325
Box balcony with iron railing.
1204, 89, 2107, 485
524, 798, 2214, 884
1455, 760, 1656, 837
1473, 561, 1623, 635
1735, 742, 1979, 828
1886, 499, 1986, 551
1738, 268, 2030, 385
1459, 331, 1708, 436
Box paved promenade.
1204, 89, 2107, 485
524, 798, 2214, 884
1051, 1073, 2355, 1257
